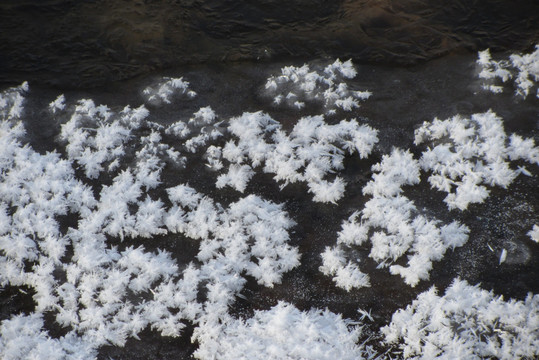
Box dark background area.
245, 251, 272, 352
1, 0, 538, 88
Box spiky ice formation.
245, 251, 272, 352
415, 111, 539, 210
212, 112, 378, 203
477, 46, 539, 98
265, 59, 372, 113
382, 279, 539, 359
321, 149, 469, 289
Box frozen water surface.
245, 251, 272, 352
0, 50, 538, 359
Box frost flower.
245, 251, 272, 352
415, 111, 539, 210
383, 279, 539, 359
321, 149, 469, 289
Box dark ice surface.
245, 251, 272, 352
1, 51, 538, 359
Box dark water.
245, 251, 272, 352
1, 0, 538, 88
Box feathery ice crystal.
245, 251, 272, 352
212, 112, 378, 203
265, 59, 372, 113
0, 82, 28, 121
529, 225, 539, 243
0, 313, 96, 360
194, 301, 367, 360
57, 99, 147, 178
142, 77, 197, 104
415, 110, 539, 210
383, 279, 539, 359
321, 149, 469, 289
477, 46, 539, 98
165, 106, 224, 153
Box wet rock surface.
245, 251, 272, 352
1, 0, 538, 87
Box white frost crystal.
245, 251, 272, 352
265, 59, 372, 113
477, 46, 539, 98
58, 99, 145, 179
143, 77, 196, 104
166, 106, 223, 153
213, 112, 378, 202
321, 149, 469, 288
0, 82, 28, 120
528, 225, 539, 243
415, 111, 539, 210
49, 94, 66, 113
194, 302, 366, 360
166, 186, 300, 287
383, 279, 539, 359
0, 314, 96, 360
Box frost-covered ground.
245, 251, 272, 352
0, 49, 538, 359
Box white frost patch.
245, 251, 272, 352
58, 100, 147, 178
142, 77, 196, 104
321, 149, 469, 289
0, 82, 28, 120
166, 186, 300, 287
477, 46, 539, 98
265, 59, 372, 113
58, 99, 185, 180
194, 302, 366, 360
166, 106, 223, 153
529, 225, 539, 243
216, 164, 255, 192
212, 111, 378, 203
49, 94, 66, 113
0, 314, 96, 360
382, 279, 539, 359
415, 111, 539, 210
0, 84, 301, 357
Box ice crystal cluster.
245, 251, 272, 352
211, 112, 378, 203
320, 149, 469, 289
57, 98, 152, 179
0, 314, 96, 360
0, 81, 364, 359
529, 225, 539, 243
142, 77, 197, 104
265, 59, 372, 112
478, 46, 539, 98
1, 51, 538, 359
383, 279, 539, 359
165, 106, 224, 153
195, 301, 366, 360
321, 109, 539, 289
415, 110, 539, 210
